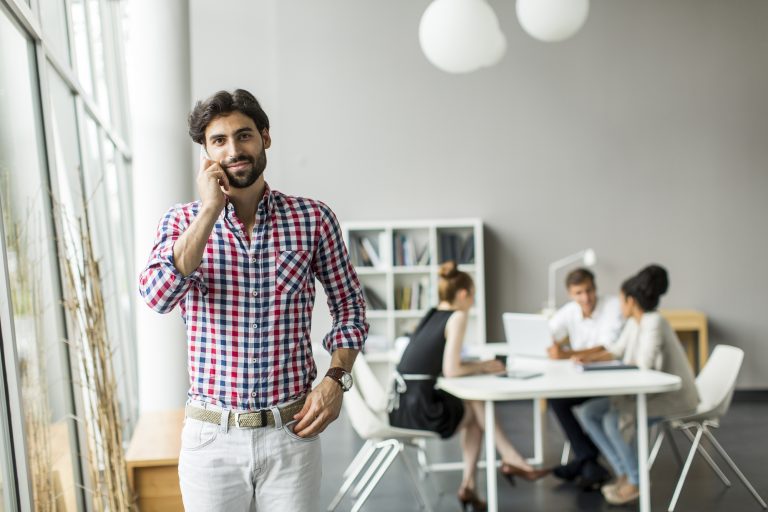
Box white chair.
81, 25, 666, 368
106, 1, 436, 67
328, 355, 440, 512
649, 345, 767, 511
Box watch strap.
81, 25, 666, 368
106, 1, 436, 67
325, 367, 348, 390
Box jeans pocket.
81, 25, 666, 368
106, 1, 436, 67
275, 250, 311, 295
282, 420, 320, 443
181, 418, 219, 451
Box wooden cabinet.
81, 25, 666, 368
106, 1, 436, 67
125, 409, 184, 511
660, 309, 709, 373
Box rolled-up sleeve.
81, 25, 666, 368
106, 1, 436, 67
138, 205, 206, 314
312, 203, 368, 353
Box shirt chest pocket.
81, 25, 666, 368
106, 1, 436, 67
275, 250, 312, 295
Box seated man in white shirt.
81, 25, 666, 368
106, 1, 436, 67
547, 268, 624, 489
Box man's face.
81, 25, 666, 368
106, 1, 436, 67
568, 280, 597, 316
204, 111, 270, 189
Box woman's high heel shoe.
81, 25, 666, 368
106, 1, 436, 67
457, 487, 487, 512
500, 463, 550, 486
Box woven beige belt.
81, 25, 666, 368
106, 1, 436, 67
185, 397, 306, 429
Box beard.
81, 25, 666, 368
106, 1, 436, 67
222, 149, 267, 189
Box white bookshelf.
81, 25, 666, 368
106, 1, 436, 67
343, 218, 486, 357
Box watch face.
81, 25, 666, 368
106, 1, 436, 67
340, 372, 353, 391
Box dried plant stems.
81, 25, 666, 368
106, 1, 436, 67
58, 210, 135, 512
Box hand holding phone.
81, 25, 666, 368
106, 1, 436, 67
197, 145, 229, 212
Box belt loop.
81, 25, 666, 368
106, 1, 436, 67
270, 406, 283, 429
220, 409, 230, 433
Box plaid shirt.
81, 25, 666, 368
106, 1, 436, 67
139, 185, 367, 410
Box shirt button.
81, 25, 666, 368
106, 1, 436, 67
250, 391, 257, 398
252, 290, 258, 297
252, 323, 259, 329
251, 257, 257, 263
251, 358, 257, 363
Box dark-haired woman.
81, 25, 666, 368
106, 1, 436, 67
389, 261, 548, 511
572, 265, 699, 505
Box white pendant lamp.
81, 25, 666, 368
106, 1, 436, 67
419, 0, 507, 74
516, 0, 589, 43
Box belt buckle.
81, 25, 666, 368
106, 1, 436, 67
234, 411, 245, 428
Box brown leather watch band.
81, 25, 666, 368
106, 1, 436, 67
325, 367, 351, 391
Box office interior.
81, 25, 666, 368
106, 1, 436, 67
0, 0, 766, 510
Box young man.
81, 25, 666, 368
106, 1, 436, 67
547, 268, 623, 489
139, 89, 367, 511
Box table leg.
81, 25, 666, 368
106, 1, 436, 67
485, 400, 498, 512
637, 393, 650, 512
532, 399, 544, 466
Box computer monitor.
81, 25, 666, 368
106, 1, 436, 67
502, 312, 552, 358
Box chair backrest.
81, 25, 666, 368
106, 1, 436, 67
695, 345, 744, 419
352, 355, 390, 414
343, 380, 389, 440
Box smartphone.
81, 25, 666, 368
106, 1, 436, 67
199, 145, 211, 163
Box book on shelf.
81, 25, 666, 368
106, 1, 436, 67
351, 233, 387, 268
439, 232, 475, 264
393, 233, 427, 267
361, 237, 381, 268
416, 244, 430, 266
362, 286, 386, 310
395, 277, 429, 311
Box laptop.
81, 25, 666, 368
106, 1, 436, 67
502, 312, 552, 359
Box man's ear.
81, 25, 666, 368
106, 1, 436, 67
261, 129, 272, 149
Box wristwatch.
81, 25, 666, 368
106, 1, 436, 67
325, 367, 353, 392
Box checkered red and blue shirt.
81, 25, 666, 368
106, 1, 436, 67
139, 185, 368, 410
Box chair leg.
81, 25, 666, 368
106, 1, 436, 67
664, 421, 685, 469
560, 441, 571, 466
352, 441, 396, 498
703, 428, 768, 509
344, 440, 375, 478
402, 447, 434, 512
415, 438, 430, 480
328, 441, 379, 511
352, 442, 402, 512
680, 425, 731, 487
648, 429, 664, 469
668, 425, 704, 512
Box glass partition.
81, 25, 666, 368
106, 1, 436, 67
0, 9, 79, 512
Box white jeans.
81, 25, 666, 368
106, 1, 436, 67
178, 400, 322, 511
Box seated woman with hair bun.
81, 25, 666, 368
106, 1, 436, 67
389, 261, 548, 511
572, 265, 700, 505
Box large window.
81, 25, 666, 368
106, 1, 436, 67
0, 0, 134, 510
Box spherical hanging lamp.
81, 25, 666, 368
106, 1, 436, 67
419, 0, 507, 74
516, 0, 589, 43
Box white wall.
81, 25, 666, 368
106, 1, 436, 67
190, 0, 768, 388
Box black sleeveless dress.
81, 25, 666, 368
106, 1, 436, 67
388, 308, 465, 438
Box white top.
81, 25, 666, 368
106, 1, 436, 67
549, 295, 624, 350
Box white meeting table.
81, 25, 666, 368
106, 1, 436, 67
438, 356, 681, 512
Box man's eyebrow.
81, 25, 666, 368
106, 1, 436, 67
208, 127, 254, 142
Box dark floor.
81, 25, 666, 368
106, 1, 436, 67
319, 397, 768, 511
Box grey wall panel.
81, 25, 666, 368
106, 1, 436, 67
190, 0, 768, 387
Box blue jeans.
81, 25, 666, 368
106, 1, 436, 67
574, 397, 639, 485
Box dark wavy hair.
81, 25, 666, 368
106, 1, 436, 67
188, 89, 270, 145
621, 264, 669, 312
